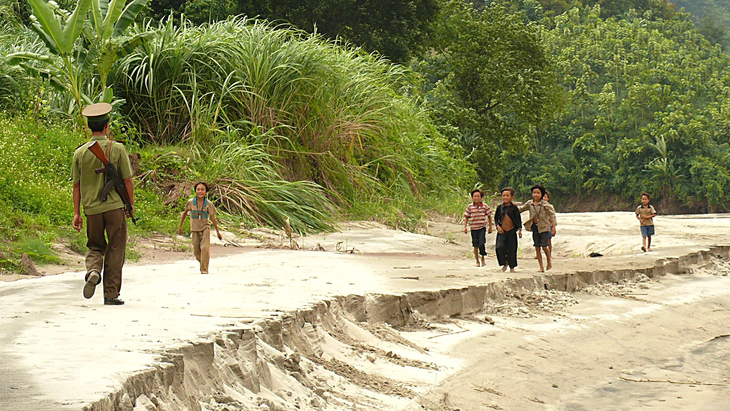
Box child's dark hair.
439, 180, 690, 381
641, 192, 651, 200
194, 181, 209, 192
470, 188, 484, 197
500, 187, 515, 196
530, 184, 546, 198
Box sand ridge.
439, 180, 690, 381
2, 211, 730, 410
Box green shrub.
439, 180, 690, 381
114, 17, 474, 230
18, 237, 60, 264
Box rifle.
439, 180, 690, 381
88, 141, 137, 224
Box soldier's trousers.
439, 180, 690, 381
192, 228, 210, 273
85, 208, 127, 298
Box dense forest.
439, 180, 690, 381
1, 0, 729, 269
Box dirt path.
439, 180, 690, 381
1, 212, 730, 410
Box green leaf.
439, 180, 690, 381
98, 42, 117, 77
81, 93, 94, 105
90, 0, 105, 38
114, 0, 151, 37
99, 0, 109, 17
29, 20, 60, 54
5, 51, 55, 65
27, 0, 64, 54
102, 0, 126, 39
60, 0, 92, 54
101, 86, 114, 103
117, 31, 153, 58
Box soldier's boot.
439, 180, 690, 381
83, 271, 101, 299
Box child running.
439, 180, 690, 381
178, 182, 223, 274
463, 189, 493, 267
519, 184, 557, 272
495, 187, 522, 272
636, 192, 657, 252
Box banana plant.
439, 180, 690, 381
6, 0, 151, 124
7, 0, 92, 123
85, 0, 153, 101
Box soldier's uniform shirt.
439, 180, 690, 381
71, 136, 133, 215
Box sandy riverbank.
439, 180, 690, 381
1, 211, 730, 410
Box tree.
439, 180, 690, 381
235, 0, 441, 63
500, 5, 730, 211
422, 0, 561, 184
644, 136, 682, 201
148, 0, 440, 63
698, 15, 728, 51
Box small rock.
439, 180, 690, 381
365, 354, 376, 363
310, 396, 322, 407
148, 394, 161, 407
314, 388, 326, 397
119, 393, 134, 411
484, 315, 495, 325
20, 253, 42, 276
289, 352, 301, 364
133, 394, 156, 411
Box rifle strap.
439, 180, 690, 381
105, 139, 114, 161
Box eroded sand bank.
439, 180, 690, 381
1, 212, 730, 411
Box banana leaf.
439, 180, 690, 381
114, 0, 151, 37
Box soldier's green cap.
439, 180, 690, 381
82, 103, 112, 125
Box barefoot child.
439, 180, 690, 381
495, 187, 522, 272
463, 189, 493, 267
178, 182, 223, 274
636, 192, 657, 252
519, 184, 557, 272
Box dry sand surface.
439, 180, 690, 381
1, 211, 730, 411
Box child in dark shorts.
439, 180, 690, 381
464, 189, 493, 267
519, 184, 557, 272
636, 192, 657, 252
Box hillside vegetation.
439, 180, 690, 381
2, 0, 730, 272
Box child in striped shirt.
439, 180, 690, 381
464, 189, 493, 267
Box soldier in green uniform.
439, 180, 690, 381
71, 103, 134, 306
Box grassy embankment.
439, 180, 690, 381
0, 18, 474, 273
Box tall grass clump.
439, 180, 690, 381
113, 17, 474, 228
203, 130, 333, 233
0, 22, 34, 112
